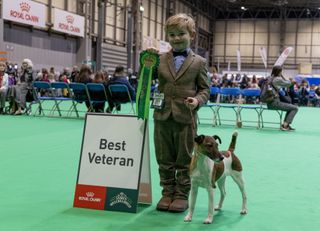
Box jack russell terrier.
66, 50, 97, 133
184, 132, 247, 224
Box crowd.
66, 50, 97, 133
0, 59, 138, 115
208, 69, 320, 107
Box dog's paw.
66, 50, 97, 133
214, 205, 222, 211
240, 209, 248, 215
203, 216, 213, 224
184, 214, 192, 222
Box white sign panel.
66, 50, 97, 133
53, 8, 85, 37
2, 0, 46, 28
78, 114, 146, 189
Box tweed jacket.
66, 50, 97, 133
153, 50, 210, 124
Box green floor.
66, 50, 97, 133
0, 105, 319, 231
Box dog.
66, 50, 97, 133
184, 132, 247, 224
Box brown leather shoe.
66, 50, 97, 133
156, 196, 173, 211
168, 199, 188, 213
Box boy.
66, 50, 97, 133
148, 13, 210, 212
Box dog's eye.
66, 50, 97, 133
205, 144, 214, 148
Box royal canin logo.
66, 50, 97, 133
86, 192, 94, 197
78, 191, 101, 202
20, 2, 31, 12
66, 15, 74, 24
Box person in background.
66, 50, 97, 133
105, 65, 135, 113
10, 58, 35, 115
146, 13, 210, 212
267, 65, 298, 131
74, 64, 93, 110
0, 62, 9, 114
70, 66, 79, 83
298, 79, 309, 106
91, 71, 108, 112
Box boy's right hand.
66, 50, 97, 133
146, 47, 159, 54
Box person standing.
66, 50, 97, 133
147, 13, 210, 212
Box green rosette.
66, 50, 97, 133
136, 51, 160, 120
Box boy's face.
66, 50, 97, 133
167, 26, 194, 51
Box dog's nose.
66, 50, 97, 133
219, 156, 224, 161
194, 135, 204, 144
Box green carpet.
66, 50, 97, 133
0, 105, 319, 231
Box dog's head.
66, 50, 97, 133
194, 135, 224, 162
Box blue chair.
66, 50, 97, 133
238, 89, 262, 128
51, 82, 78, 117
86, 83, 109, 113
215, 87, 242, 127
199, 87, 220, 125
108, 84, 135, 114
69, 83, 92, 117
32, 81, 56, 116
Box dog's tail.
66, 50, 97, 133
228, 132, 238, 152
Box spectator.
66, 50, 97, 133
266, 65, 298, 131
10, 58, 35, 115
74, 64, 93, 110
105, 65, 135, 113
91, 71, 108, 112
70, 65, 79, 82
0, 62, 9, 114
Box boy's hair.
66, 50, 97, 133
165, 13, 196, 35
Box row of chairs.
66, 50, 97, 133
31, 81, 135, 117
202, 87, 283, 129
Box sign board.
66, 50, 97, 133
73, 114, 152, 213
2, 0, 46, 28
53, 8, 85, 37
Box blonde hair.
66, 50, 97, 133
165, 13, 196, 35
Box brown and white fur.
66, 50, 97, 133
184, 132, 247, 224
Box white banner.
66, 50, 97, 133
274, 47, 293, 66
53, 8, 85, 37
259, 47, 268, 68
2, 0, 46, 28
237, 49, 241, 72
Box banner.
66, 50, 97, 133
136, 51, 159, 120
2, 0, 46, 28
53, 8, 85, 37
236, 49, 241, 72
274, 47, 293, 66
74, 114, 152, 213
259, 47, 268, 68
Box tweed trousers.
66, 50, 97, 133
154, 116, 196, 200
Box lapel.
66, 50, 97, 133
166, 51, 176, 79
175, 50, 195, 80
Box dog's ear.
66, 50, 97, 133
213, 135, 222, 144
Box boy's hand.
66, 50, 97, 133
146, 47, 159, 54
185, 97, 199, 110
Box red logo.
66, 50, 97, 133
284, 48, 290, 55
66, 15, 74, 24
20, 2, 31, 12
73, 184, 107, 210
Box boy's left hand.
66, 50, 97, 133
185, 97, 199, 110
